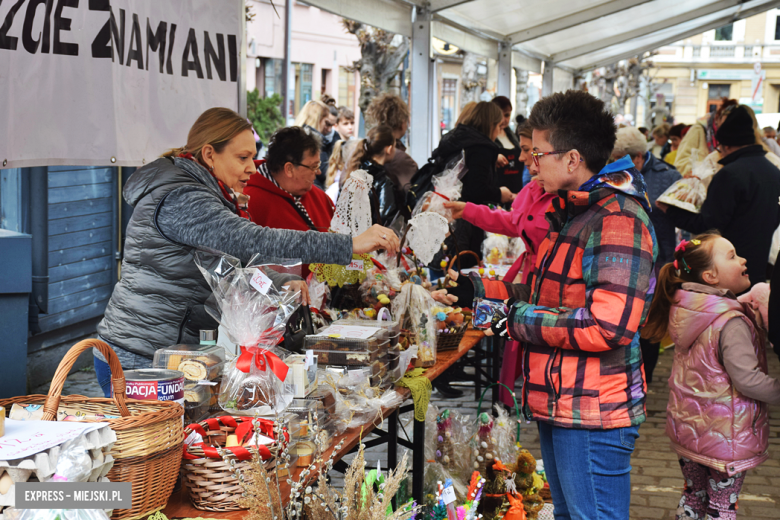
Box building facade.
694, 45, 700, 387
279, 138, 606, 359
650, 9, 780, 125
245, 0, 362, 120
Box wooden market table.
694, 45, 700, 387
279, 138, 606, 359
161, 330, 486, 519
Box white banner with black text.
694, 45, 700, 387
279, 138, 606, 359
0, 0, 241, 167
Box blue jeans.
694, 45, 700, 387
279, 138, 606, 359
538, 422, 639, 520
93, 337, 153, 398
94, 357, 113, 398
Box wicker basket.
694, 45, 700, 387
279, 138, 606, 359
181, 416, 282, 511
436, 324, 468, 351
0, 339, 184, 520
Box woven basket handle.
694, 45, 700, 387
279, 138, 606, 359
395, 222, 413, 265
42, 339, 131, 421
448, 250, 480, 275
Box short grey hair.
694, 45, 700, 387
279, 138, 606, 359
613, 127, 649, 159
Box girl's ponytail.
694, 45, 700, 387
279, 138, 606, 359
342, 138, 369, 186
642, 263, 686, 342
641, 231, 722, 343
342, 124, 396, 186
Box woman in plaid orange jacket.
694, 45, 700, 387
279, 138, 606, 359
490, 91, 658, 519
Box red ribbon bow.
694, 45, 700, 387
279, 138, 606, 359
236, 344, 289, 382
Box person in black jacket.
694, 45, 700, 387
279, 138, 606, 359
430, 102, 514, 268
342, 124, 399, 227
658, 105, 780, 287
492, 96, 524, 198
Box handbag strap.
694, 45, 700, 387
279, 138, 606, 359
283, 197, 318, 231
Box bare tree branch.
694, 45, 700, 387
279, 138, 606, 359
343, 19, 409, 118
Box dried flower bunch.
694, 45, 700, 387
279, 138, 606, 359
307, 443, 416, 520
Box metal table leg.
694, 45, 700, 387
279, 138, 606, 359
412, 413, 425, 503
388, 409, 398, 470
492, 336, 503, 407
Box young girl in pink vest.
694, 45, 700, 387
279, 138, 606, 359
643, 232, 780, 519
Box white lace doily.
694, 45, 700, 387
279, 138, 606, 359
331, 170, 373, 236
407, 212, 449, 265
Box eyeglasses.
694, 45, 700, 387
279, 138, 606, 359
294, 161, 321, 173
530, 150, 583, 167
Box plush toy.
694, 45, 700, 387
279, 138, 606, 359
737, 282, 769, 330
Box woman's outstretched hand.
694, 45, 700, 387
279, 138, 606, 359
443, 201, 467, 220
352, 224, 400, 255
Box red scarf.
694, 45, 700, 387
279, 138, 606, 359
178, 153, 250, 220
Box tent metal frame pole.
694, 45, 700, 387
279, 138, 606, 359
237, 0, 247, 117
409, 7, 434, 167
283, 0, 294, 125
542, 60, 554, 97
497, 42, 512, 98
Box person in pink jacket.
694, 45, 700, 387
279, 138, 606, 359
642, 232, 780, 520
444, 123, 555, 405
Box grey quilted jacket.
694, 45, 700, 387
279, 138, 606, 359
97, 157, 352, 359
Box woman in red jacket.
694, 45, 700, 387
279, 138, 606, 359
245, 126, 335, 276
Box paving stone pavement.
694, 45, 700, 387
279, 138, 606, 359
50, 349, 780, 518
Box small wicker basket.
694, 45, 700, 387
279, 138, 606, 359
181, 416, 283, 511
0, 339, 183, 520
436, 324, 468, 350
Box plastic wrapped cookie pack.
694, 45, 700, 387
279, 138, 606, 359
303, 322, 397, 387
153, 340, 227, 423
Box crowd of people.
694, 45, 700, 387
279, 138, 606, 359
96, 88, 780, 520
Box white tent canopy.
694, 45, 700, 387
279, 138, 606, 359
303, 0, 780, 162
308, 0, 780, 72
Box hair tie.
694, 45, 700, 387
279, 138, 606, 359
675, 239, 689, 253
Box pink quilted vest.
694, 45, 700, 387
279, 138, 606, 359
666, 285, 769, 476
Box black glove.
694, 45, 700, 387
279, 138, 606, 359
490, 299, 515, 338
444, 274, 475, 306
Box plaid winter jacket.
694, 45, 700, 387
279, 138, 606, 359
507, 159, 658, 429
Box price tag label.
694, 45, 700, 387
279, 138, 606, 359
305, 350, 315, 368
317, 325, 379, 339
346, 259, 364, 271
250, 268, 273, 294
441, 486, 456, 505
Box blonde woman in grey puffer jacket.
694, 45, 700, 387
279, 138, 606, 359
94, 108, 398, 397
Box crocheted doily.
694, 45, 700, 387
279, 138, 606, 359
406, 212, 450, 265
331, 170, 373, 236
